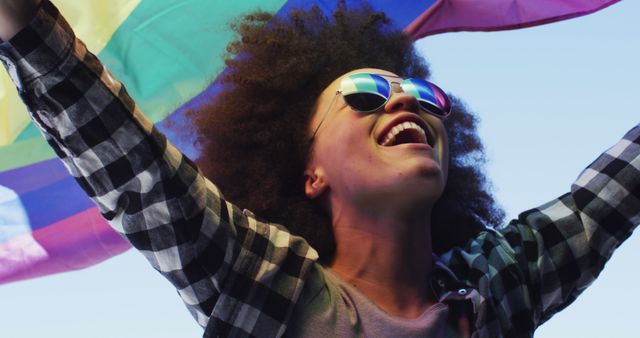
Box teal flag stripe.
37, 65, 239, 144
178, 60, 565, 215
99, 0, 287, 122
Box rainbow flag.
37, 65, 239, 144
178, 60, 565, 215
0, 0, 619, 284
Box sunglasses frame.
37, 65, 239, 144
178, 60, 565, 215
310, 73, 452, 140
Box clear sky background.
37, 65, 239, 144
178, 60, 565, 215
0, 1, 638, 337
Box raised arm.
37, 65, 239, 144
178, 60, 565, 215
437, 124, 639, 335
0, 1, 317, 336
503, 124, 640, 325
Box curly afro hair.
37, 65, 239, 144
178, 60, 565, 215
179, 4, 504, 264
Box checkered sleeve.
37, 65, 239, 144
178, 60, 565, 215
0, 2, 318, 337
501, 124, 640, 327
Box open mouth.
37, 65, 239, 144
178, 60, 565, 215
379, 120, 433, 147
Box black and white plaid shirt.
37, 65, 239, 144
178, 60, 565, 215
1, 2, 638, 337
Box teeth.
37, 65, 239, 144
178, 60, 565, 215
381, 121, 428, 146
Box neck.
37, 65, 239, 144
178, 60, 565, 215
328, 201, 435, 318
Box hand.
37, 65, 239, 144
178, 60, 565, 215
0, 0, 44, 41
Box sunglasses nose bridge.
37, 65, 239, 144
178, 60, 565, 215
384, 85, 421, 114
389, 81, 402, 93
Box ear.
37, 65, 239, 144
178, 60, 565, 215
304, 168, 328, 199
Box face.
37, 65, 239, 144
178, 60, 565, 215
305, 68, 449, 214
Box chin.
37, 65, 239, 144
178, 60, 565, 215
406, 160, 446, 184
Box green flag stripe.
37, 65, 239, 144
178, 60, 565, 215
0, 138, 56, 171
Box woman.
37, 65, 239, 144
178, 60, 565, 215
1, 1, 638, 337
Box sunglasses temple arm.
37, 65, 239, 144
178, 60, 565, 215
310, 91, 339, 140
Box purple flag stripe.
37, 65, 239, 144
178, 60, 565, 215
0, 158, 69, 196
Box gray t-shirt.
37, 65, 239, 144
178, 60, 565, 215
286, 265, 453, 337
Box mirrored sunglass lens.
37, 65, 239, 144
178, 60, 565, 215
419, 101, 448, 117
340, 73, 391, 112
343, 93, 388, 112
401, 78, 451, 117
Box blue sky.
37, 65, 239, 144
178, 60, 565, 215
0, 1, 638, 337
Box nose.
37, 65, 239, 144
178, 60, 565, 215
384, 85, 420, 114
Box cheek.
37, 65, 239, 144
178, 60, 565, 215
316, 123, 380, 179
327, 130, 373, 170
320, 114, 372, 153
424, 116, 449, 168
437, 127, 450, 185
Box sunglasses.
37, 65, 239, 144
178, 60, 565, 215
311, 73, 452, 139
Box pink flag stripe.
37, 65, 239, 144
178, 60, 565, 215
405, 0, 620, 39
0, 207, 130, 284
